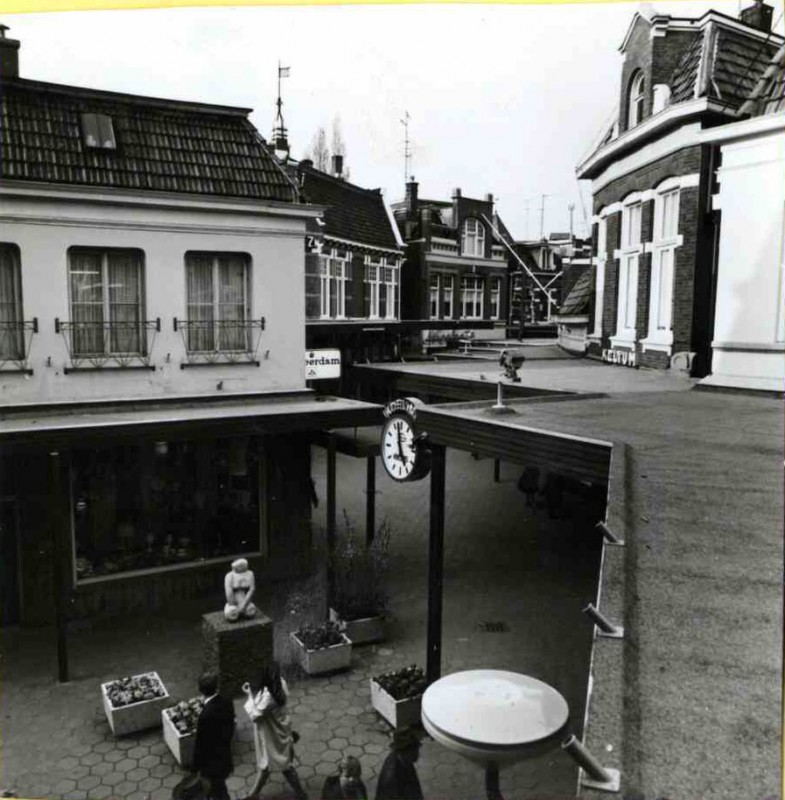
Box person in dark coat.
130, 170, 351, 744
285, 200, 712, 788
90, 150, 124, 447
374, 728, 423, 800
321, 756, 368, 799
192, 672, 235, 800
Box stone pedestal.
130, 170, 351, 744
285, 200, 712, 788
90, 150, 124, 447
202, 611, 273, 697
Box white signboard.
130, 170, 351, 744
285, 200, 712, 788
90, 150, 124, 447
305, 349, 341, 380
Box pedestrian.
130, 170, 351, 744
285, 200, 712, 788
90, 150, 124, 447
191, 672, 235, 800
321, 755, 368, 799
374, 727, 423, 800
241, 661, 308, 800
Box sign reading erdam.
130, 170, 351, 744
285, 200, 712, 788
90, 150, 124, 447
305, 349, 341, 380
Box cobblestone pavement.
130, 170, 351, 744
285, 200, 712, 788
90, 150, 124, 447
1, 446, 601, 800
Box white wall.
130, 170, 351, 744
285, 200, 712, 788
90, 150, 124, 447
0, 188, 311, 404
703, 124, 785, 393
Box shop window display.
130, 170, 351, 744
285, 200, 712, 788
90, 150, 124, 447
72, 437, 262, 581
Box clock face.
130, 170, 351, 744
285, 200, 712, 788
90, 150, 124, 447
381, 415, 418, 482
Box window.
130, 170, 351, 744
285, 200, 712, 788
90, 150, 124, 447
365, 260, 381, 318
430, 274, 440, 319
627, 71, 645, 129
442, 275, 454, 319
461, 276, 484, 319
186, 253, 250, 352
430, 274, 454, 320
319, 251, 350, 319
68, 248, 145, 356
612, 201, 642, 345
645, 189, 680, 345
0, 244, 23, 360
591, 218, 607, 338
81, 113, 116, 149
383, 264, 398, 320
489, 277, 501, 320
365, 257, 398, 319
461, 219, 485, 257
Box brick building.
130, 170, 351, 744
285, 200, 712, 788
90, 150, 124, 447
576, 1, 782, 375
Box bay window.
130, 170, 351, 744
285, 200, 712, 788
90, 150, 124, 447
461, 276, 484, 319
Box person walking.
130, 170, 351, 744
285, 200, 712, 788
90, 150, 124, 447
374, 728, 423, 800
320, 755, 368, 799
241, 661, 308, 800
191, 672, 235, 800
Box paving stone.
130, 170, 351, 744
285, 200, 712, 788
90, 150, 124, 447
77, 775, 102, 791
149, 741, 169, 756
105, 750, 125, 763
101, 772, 126, 787
151, 763, 172, 779
161, 773, 183, 789
70, 764, 91, 780
364, 742, 385, 755
126, 766, 148, 782
328, 737, 349, 751
62, 791, 88, 800
137, 753, 160, 769
53, 778, 78, 793
79, 752, 103, 768
115, 757, 138, 773
315, 760, 338, 777
150, 787, 172, 800
127, 745, 149, 760
92, 741, 114, 754
90, 762, 114, 777
113, 780, 137, 797
57, 756, 80, 771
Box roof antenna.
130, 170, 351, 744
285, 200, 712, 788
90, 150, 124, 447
272, 61, 291, 161
401, 111, 412, 184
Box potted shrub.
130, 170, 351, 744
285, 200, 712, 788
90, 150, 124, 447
370, 664, 426, 730
101, 671, 170, 736
330, 516, 390, 645
290, 620, 352, 676
162, 697, 204, 767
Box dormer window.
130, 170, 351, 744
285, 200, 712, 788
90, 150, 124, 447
81, 113, 116, 149
627, 71, 646, 129
461, 218, 485, 257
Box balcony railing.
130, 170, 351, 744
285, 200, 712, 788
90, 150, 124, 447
0, 318, 37, 374
55, 318, 160, 372
173, 317, 265, 367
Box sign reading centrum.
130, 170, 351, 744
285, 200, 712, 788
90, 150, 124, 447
305, 349, 341, 380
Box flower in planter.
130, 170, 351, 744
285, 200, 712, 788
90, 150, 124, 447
374, 665, 427, 701
165, 697, 204, 736
105, 672, 166, 708
294, 621, 346, 651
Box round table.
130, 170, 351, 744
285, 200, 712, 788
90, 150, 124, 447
421, 670, 569, 799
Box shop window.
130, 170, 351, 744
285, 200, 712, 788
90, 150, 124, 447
461, 218, 485, 257
627, 71, 646, 129
81, 113, 116, 149
0, 244, 24, 361
489, 277, 502, 320
72, 438, 262, 582
460, 276, 484, 319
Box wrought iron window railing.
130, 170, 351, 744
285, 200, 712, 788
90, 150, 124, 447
55, 318, 160, 371
0, 318, 37, 373
173, 317, 265, 367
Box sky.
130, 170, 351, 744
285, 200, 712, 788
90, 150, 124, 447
6, 0, 784, 239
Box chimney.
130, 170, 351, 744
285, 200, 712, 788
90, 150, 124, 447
405, 177, 418, 218
0, 25, 20, 80
452, 187, 462, 200
331, 154, 344, 179
421, 207, 432, 241
740, 0, 773, 32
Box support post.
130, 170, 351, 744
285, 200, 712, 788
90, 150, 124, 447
366, 455, 376, 546
326, 434, 337, 615
50, 450, 69, 683
493, 459, 500, 483
485, 762, 504, 800
427, 443, 446, 685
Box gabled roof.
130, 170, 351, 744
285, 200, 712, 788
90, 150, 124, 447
297, 164, 401, 252
0, 77, 296, 202
740, 42, 785, 115
557, 267, 594, 317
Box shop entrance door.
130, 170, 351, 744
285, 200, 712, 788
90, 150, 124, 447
0, 498, 20, 626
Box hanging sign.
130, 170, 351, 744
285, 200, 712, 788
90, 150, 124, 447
602, 348, 637, 368
305, 349, 341, 380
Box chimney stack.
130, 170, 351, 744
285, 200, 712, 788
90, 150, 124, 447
331, 154, 344, 179
405, 177, 418, 218
0, 25, 20, 80
740, 0, 773, 32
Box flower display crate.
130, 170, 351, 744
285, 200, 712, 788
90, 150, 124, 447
101, 671, 170, 736
370, 678, 423, 730
162, 699, 203, 768
290, 631, 352, 676
329, 607, 385, 645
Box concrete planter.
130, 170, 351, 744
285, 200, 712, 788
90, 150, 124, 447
290, 631, 352, 676
101, 672, 170, 736
329, 607, 385, 645
370, 679, 423, 730
162, 706, 197, 768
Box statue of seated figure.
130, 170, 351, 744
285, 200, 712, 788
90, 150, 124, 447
224, 558, 258, 622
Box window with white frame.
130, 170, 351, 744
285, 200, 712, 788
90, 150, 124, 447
442, 275, 454, 319
365, 258, 382, 318
319, 251, 350, 319
460, 276, 484, 319
383, 263, 398, 320
0, 244, 23, 360
489, 277, 501, 320
646, 188, 680, 345
591, 217, 607, 338
430, 274, 440, 319
186, 252, 250, 352
461, 218, 485, 257
627, 71, 645, 129
613, 201, 642, 344
69, 248, 145, 356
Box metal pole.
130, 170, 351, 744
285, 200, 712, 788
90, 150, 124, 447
326, 434, 337, 615
50, 450, 69, 683
485, 763, 504, 800
561, 735, 613, 784
426, 443, 446, 685
493, 459, 500, 484
366, 454, 376, 546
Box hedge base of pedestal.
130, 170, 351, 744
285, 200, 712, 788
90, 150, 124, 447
329, 608, 385, 645
370, 679, 422, 730
101, 672, 170, 737
162, 709, 196, 768
202, 611, 273, 697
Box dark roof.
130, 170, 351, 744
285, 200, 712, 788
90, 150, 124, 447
557, 266, 593, 316
740, 42, 785, 115
0, 77, 296, 202
669, 25, 780, 110
297, 165, 400, 252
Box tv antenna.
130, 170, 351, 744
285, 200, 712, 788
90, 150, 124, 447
401, 111, 412, 183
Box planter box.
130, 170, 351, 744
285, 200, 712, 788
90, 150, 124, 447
162, 706, 197, 768
329, 607, 385, 645
290, 632, 352, 676
101, 672, 170, 736
370, 679, 423, 730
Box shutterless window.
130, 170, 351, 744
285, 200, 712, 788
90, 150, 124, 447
68, 248, 144, 356
0, 244, 23, 360
461, 219, 485, 257
186, 253, 250, 352
489, 277, 501, 320
430, 274, 440, 319
81, 113, 117, 149
461, 276, 484, 319
627, 71, 645, 129
442, 275, 454, 319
